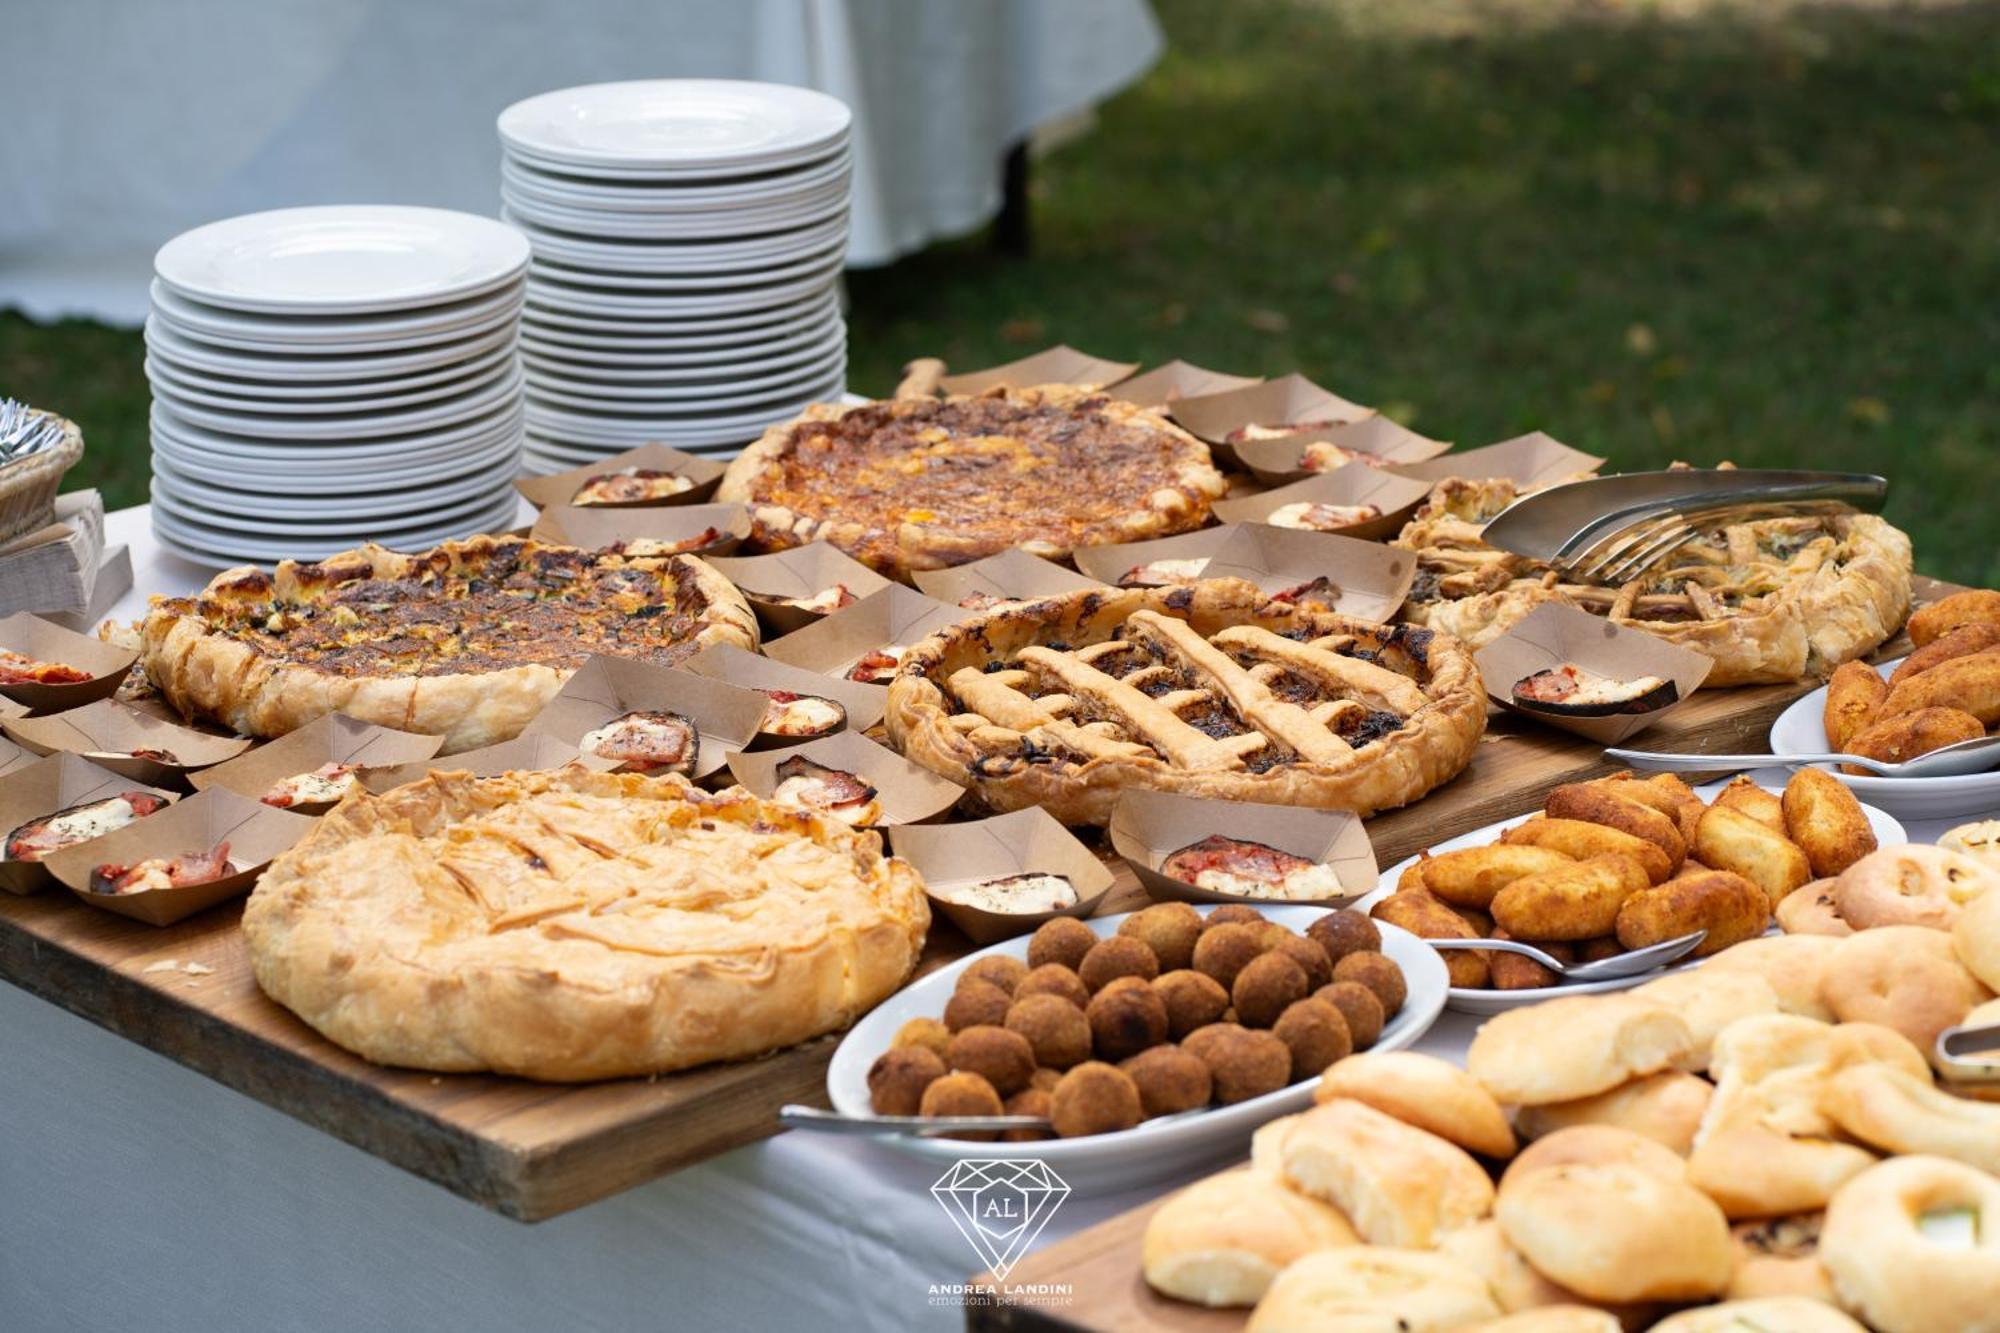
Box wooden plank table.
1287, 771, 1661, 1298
0, 588, 1935, 1223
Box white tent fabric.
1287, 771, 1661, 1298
0, 0, 1161, 324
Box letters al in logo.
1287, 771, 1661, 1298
930, 1158, 1071, 1281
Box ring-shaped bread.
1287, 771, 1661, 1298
1819, 1155, 2000, 1333
883, 578, 1487, 826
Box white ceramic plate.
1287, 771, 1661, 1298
141, 316, 519, 383
153, 474, 517, 539
504, 211, 848, 270
825, 907, 1448, 1194
149, 366, 522, 440
523, 346, 845, 407
525, 372, 841, 431
500, 147, 851, 210
145, 335, 515, 403
519, 316, 839, 372
1770, 659, 2000, 820
156, 424, 522, 492
150, 400, 523, 467
525, 269, 837, 319
151, 282, 523, 355
500, 181, 849, 237
1362, 779, 1907, 1014
520, 292, 839, 344
150, 491, 523, 567
521, 329, 841, 383
498, 80, 850, 171
152, 442, 519, 515
154, 205, 529, 315
525, 247, 847, 296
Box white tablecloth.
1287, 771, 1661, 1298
0, 506, 1966, 1332
0, 0, 1161, 324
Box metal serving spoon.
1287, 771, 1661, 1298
1605, 734, 2000, 779
1422, 930, 1707, 983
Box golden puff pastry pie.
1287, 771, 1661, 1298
243, 767, 929, 1081
883, 578, 1486, 826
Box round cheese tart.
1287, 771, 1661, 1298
243, 768, 930, 1081
716, 384, 1227, 576
884, 578, 1487, 826
139, 535, 758, 753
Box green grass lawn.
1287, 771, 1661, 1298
6, 0, 1998, 582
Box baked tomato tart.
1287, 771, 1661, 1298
139, 535, 758, 753
1395, 476, 1912, 685
884, 578, 1486, 826
715, 384, 1227, 576
243, 767, 929, 1081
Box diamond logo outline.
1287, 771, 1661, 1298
930, 1158, 1071, 1280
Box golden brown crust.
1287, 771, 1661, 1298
882, 578, 1487, 826
715, 384, 1228, 576
242, 767, 930, 1080
138, 536, 758, 753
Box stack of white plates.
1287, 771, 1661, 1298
145, 205, 530, 565
497, 80, 853, 471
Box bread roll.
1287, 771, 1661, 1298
1650, 1298, 1863, 1332
1820, 1061, 2000, 1176
1631, 969, 1781, 1072
1832, 843, 1998, 930
1278, 1097, 1495, 1248
1495, 1161, 1732, 1302
1822, 925, 1993, 1056
1774, 880, 1852, 937
1687, 1116, 1877, 1220
1941, 817, 2000, 871
1728, 1213, 1835, 1304
1315, 1050, 1516, 1158
1819, 1155, 2000, 1333
1245, 1246, 1498, 1333
1499, 1124, 1686, 1194
1142, 1168, 1357, 1307
1702, 934, 1839, 1021
1468, 994, 1692, 1106
1513, 1071, 1713, 1155
1956, 876, 2000, 992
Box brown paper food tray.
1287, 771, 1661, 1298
521, 655, 769, 781
759, 585, 963, 682
680, 643, 888, 736
44, 786, 314, 927
911, 548, 1107, 607
514, 442, 726, 511
1107, 788, 1377, 908
0, 753, 178, 894
1390, 430, 1606, 488
529, 502, 750, 558
1232, 414, 1454, 484
703, 542, 895, 636
726, 729, 965, 826
1200, 525, 1418, 623
0, 736, 37, 779
1068, 525, 1241, 588
1109, 360, 1262, 409
189, 714, 445, 812
1211, 461, 1432, 543
2, 698, 252, 786
1473, 601, 1714, 745
888, 807, 1114, 945
937, 345, 1141, 396
0, 610, 137, 711
360, 732, 616, 793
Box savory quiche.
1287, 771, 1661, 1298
715, 384, 1228, 576
243, 767, 930, 1081
140, 535, 758, 753
1394, 477, 1913, 685
884, 578, 1486, 826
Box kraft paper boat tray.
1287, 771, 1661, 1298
1108, 788, 1377, 909
3, 698, 252, 787
0, 752, 177, 895
889, 807, 1114, 945
911, 549, 1107, 607
937, 344, 1141, 396
0, 611, 137, 712
760, 585, 963, 683
521, 655, 770, 781
189, 714, 444, 813
1473, 601, 1713, 745
704, 541, 895, 637
1389, 431, 1607, 488
1109, 360, 1262, 410
681, 643, 889, 737
1211, 461, 1432, 543
514, 442, 725, 511
727, 729, 965, 826
530, 502, 750, 559
360, 733, 614, 793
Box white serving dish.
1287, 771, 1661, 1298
153, 474, 515, 538
149, 366, 523, 441
519, 314, 838, 370
1770, 658, 2000, 820
145, 336, 516, 403
500, 185, 849, 240
151, 448, 517, 517
824, 907, 1448, 1194
156, 426, 522, 493
141, 316, 519, 382
520, 290, 838, 339
503, 212, 849, 272
149, 280, 522, 348
498, 80, 851, 172
149, 401, 523, 468
522, 346, 844, 407
499, 148, 852, 212
1362, 779, 1907, 1014
524, 269, 837, 319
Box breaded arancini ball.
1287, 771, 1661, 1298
1117, 902, 1205, 971
1015, 962, 1091, 1010
1152, 969, 1230, 1039
919, 1071, 1004, 1139
1087, 976, 1170, 1061
1203, 904, 1265, 930
960, 954, 1029, 997
1182, 1023, 1292, 1103
1232, 950, 1310, 1028
1272, 932, 1334, 991
1306, 910, 1381, 966
1331, 951, 1407, 1017
1121, 1045, 1213, 1117
1004, 993, 1092, 1069
1272, 998, 1352, 1081
943, 978, 1013, 1032
868, 1045, 946, 1116
1001, 1088, 1054, 1142
946, 1024, 1037, 1096
892, 1016, 953, 1062
1029, 1066, 1062, 1094
1314, 981, 1385, 1049
1027, 916, 1098, 972
1191, 922, 1265, 989
1050, 1061, 1143, 1137
1078, 935, 1160, 993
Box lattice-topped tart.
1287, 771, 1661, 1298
1394, 477, 1913, 685
140, 535, 758, 753
715, 384, 1228, 576
883, 579, 1486, 826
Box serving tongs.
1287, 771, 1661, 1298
1479, 470, 1887, 585
1937, 1021, 2000, 1086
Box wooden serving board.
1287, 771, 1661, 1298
0, 586, 1939, 1223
